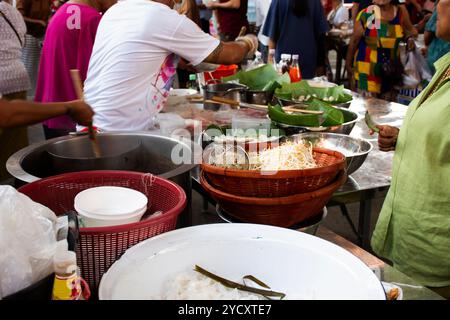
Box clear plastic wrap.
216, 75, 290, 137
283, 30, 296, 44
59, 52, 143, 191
0, 186, 58, 299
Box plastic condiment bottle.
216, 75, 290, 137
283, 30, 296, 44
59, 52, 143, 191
289, 54, 302, 83
187, 74, 199, 92
52, 247, 83, 300
268, 49, 281, 73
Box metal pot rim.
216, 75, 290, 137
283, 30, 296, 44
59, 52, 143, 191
6, 132, 197, 183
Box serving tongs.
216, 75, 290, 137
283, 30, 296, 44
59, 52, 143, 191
210, 96, 324, 115
70, 69, 101, 157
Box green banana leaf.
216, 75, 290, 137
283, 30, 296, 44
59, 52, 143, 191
268, 104, 320, 127
307, 99, 344, 126
275, 80, 353, 104
268, 101, 345, 127
223, 64, 290, 92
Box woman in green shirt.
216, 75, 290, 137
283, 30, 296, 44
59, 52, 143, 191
370, 0, 450, 299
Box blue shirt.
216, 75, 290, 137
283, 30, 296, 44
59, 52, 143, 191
262, 0, 329, 79
425, 10, 450, 73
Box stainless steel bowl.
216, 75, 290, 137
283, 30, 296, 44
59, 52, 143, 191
202, 82, 247, 111
292, 132, 373, 175
272, 107, 359, 136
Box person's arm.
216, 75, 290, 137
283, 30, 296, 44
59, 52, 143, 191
399, 4, 419, 38
267, 39, 276, 64
16, 0, 47, 27
202, 35, 257, 64
0, 99, 94, 128
351, 2, 359, 23
409, 0, 423, 13
207, 0, 241, 10
166, 13, 256, 66
424, 30, 434, 46
345, 15, 364, 89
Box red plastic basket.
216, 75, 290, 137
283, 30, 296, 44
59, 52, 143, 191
18, 171, 186, 297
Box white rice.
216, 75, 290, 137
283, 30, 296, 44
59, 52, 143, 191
161, 270, 266, 300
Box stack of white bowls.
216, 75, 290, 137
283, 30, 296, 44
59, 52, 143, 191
74, 186, 148, 228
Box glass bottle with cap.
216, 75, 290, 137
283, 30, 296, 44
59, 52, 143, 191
289, 54, 302, 82
281, 54, 291, 74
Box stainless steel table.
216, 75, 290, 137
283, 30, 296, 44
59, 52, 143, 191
190, 94, 408, 250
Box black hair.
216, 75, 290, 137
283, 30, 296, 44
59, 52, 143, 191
291, 0, 309, 17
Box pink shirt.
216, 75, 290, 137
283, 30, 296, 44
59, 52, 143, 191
35, 3, 101, 130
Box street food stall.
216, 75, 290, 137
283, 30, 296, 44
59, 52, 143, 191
0, 63, 445, 301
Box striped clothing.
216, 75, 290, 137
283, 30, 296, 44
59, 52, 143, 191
353, 6, 404, 94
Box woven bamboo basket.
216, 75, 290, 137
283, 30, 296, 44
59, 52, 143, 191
200, 170, 347, 228
201, 147, 345, 197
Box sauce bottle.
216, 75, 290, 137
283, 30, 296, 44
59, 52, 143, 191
52, 245, 83, 300
289, 54, 302, 82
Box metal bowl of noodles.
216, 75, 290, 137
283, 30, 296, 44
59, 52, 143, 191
292, 132, 373, 175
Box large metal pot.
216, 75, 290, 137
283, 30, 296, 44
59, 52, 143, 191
46, 135, 142, 174
202, 82, 247, 110
7, 132, 198, 226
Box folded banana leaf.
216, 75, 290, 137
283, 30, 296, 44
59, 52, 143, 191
268, 100, 344, 127
223, 64, 290, 92
307, 99, 344, 126
275, 80, 353, 104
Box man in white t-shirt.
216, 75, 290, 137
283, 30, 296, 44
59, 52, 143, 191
82, 0, 256, 132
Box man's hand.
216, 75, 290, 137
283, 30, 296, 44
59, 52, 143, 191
235, 34, 258, 58
370, 125, 400, 152
67, 100, 94, 127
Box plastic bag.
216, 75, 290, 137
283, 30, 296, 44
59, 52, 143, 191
402, 47, 433, 89
0, 186, 58, 299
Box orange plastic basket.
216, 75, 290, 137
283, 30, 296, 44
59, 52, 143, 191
201, 147, 346, 197
201, 170, 346, 228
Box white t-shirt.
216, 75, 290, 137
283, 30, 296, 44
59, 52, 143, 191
82, 0, 219, 132
327, 4, 349, 28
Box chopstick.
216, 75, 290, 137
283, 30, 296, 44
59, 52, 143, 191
238, 26, 247, 38
70, 69, 101, 158
210, 96, 323, 114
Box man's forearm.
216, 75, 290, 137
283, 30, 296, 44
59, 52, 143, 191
203, 41, 249, 65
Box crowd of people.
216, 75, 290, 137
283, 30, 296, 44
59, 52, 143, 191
0, 0, 449, 298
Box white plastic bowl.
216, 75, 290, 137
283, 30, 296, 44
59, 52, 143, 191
74, 186, 148, 228
99, 224, 385, 300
